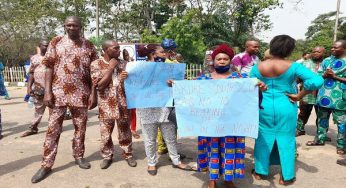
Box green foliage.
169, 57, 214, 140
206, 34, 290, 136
140, 29, 162, 43
159, 9, 207, 64
0, 0, 61, 66
88, 36, 107, 51
1, 0, 281, 65
290, 11, 346, 61
258, 41, 269, 60
289, 39, 306, 61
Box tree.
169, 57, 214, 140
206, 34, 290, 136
293, 11, 346, 60
161, 9, 207, 64
0, 0, 283, 65
0, 0, 61, 66
192, 0, 281, 49
289, 11, 346, 61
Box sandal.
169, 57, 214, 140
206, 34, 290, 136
325, 136, 332, 142
337, 148, 346, 155
172, 164, 193, 171
147, 166, 157, 176
21, 130, 38, 137
224, 181, 237, 188
279, 176, 296, 186
295, 130, 305, 137
251, 169, 264, 180
306, 140, 324, 146
191, 164, 198, 171
131, 131, 140, 139
336, 159, 346, 166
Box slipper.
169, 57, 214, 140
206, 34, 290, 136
251, 169, 264, 180
147, 169, 157, 176
336, 159, 346, 166
172, 164, 193, 171
131, 132, 140, 139
147, 166, 157, 176
337, 149, 345, 155
279, 177, 296, 185
21, 130, 38, 137
325, 137, 332, 142
306, 141, 324, 146
295, 130, 305, 137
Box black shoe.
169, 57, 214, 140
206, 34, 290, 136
0, 135, 3, 140
31, 167, 52, 183
75, 158, 91, 169
126, 157, 137, 167
325, 136, 332, 142
295, 130, 306, 137
100, 159, 112, 169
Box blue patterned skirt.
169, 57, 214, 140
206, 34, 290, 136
197, 136, 246, 181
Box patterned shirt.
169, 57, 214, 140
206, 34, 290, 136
300, 59, 323, 104
30, 54, 46, 87
316, 56, 346, 110
231, 52, 260, 75
90, 58, 128, 120
42, 35, 98, 107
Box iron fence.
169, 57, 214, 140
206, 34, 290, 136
1, 64, 204, 84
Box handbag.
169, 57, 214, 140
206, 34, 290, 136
32, 83, 45, 98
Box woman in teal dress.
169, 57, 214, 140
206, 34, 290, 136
250, 35, 324, 185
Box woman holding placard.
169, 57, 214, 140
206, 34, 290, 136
195, 44, 267, 188
134, 44, 192, 176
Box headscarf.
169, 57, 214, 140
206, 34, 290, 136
161, 39, 177, 50
211, 44, 235, 60
137, 44, 159, 57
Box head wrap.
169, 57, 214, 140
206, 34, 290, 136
138, 44, 159, 57
161, 39, 177, 50
211, 44, 235, 60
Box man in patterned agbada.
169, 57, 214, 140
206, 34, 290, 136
31, 16, 98, 183
89, 40, 137, 169
306, 40, 346, 156
21, 39, 50, 137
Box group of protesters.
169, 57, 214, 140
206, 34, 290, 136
0, 15, 345, 188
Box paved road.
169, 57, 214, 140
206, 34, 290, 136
0, 87, 345, 188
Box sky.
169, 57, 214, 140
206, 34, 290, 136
258, 0, 346, 42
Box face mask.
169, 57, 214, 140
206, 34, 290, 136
154, 57, 166, 62
214, 65, 231, 74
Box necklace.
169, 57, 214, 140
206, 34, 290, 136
101, 57, 109, 65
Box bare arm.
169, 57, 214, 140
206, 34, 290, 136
88, 84, 98, 110
333, 76, 346, 83
43, 67, 54, 108
324, 69, 346, 83
27, 73, 34, 95
286, 90, 313, 103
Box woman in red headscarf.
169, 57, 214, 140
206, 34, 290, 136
195, 44, 266, 188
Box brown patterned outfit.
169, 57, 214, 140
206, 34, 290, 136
41, 35, 98, 168
90, 58, 133, 160
29, 54, 49, 131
